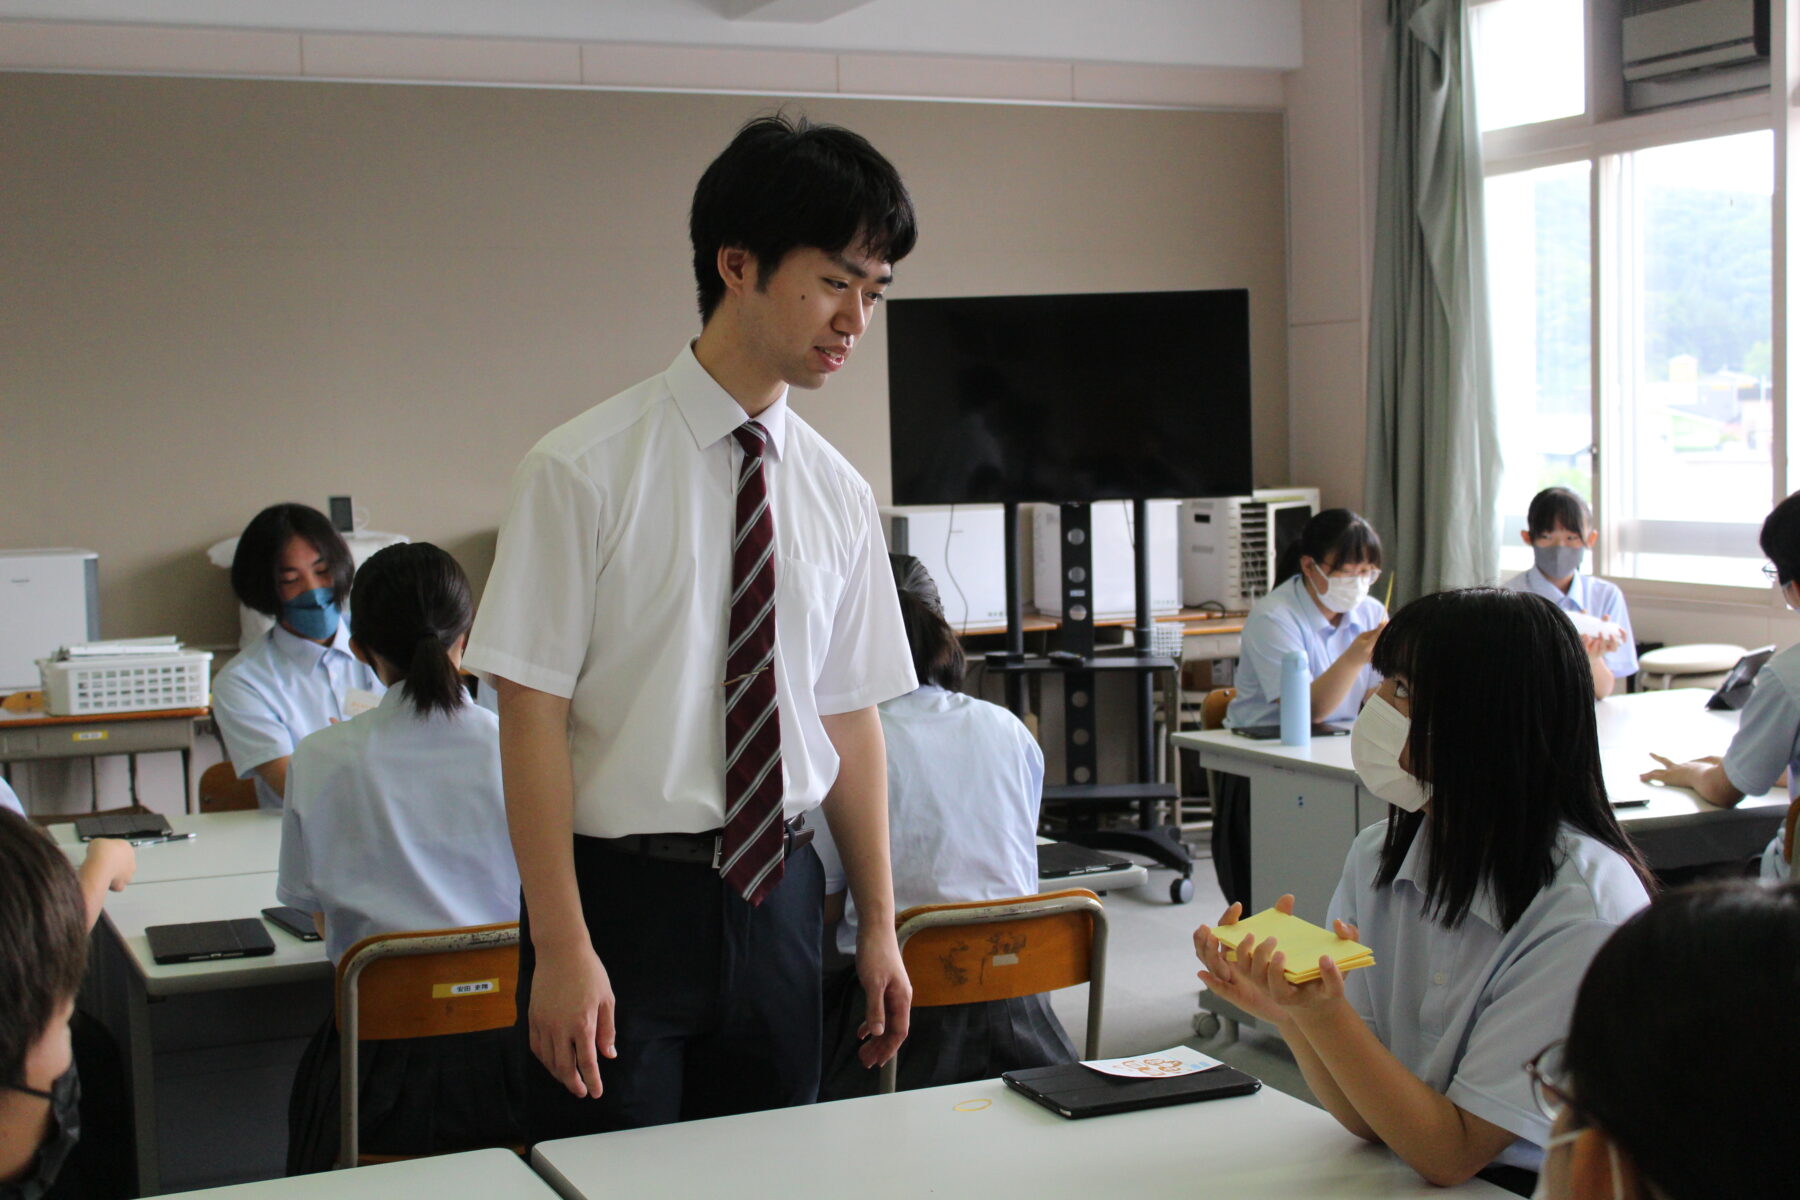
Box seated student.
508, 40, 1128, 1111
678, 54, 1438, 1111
1194, 588, 1654, 1194
1503, 487, 1635, 700
277, 543, 523, 1173
1529, 879, 1800, 1200
1642, 490, 1800, 881
813, 556, 1075, 1100
1214, 508, 1387, 904
212, 503, 384, 809
0, 777, 20, 818
0, 812, 134, 1200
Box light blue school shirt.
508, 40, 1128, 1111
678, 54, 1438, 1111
276, 686, 518, 965
1328, 819, 1651, 1171
1225, 574, 1385, 728
1721, 641, 1800, 881
1502, 567, 1637, 679
0, 776, 21, 818
211, 621, 384, 810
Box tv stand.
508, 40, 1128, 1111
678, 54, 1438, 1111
998, 499, 1194, 904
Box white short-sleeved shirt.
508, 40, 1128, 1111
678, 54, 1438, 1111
1329, 819, 1651, 1171
1226, 575, 1386, 728
465, 345, 916, 839
1720, 642, 1800, 881
211, 622, 384, 810
1502, 567, 1637, 679
0, 776, 21, 818
813, 685, 1042, 957
276, 687, 519, 964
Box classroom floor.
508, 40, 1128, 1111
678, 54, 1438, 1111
1046, 845, 1318, 1108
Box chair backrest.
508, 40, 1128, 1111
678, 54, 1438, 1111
882, 888, 1107, 1093
198, 762, 258, 813
1201, 687, 1237, 731
1784, 797, 1800, 868
334, 922, 520, 1167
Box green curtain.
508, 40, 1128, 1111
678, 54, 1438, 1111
1365, 0, 1500, 604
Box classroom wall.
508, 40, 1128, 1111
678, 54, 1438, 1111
2, 72, 1289, 654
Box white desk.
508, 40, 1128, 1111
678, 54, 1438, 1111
154, 1149, 556, 1199
531, 1076, 1507, 1199
86, 872, 331, 1194
1173, 689, 1787, 924
54, 809, 284, 885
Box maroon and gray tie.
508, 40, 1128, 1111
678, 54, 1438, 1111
720, 420, 785, 904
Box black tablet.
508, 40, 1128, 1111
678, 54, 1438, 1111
1229, 721, 1353, 740
145, 919, 276, 965
1002, 1061, 1261, 1119
74, 813, 173, 843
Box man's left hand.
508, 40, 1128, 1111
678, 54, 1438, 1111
854, 930, 912, 1069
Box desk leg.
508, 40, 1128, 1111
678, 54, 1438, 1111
181, 744, 195, 816
128, 752, 141, 808
125, 971, 160, 1195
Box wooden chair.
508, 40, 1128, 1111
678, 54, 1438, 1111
1784, 797, 1800, 872
880, 888, 1107, 1094
198, 761, 259, 813
1200, 687, 1236, 732
334, 922, 521, 1168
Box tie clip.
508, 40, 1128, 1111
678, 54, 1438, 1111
722, 663, 772, 688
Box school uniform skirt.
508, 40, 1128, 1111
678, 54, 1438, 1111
817, 964, 1078, 1101
287, 1012, 528, 1175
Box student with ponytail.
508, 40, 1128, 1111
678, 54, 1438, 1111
276, 543, 523, 1173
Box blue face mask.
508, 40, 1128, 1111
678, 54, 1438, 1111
281, 587, 340, 641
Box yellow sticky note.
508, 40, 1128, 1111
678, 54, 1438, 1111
1211, 907, 1375, 985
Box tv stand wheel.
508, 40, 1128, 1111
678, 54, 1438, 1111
1169, 875, 1194, 905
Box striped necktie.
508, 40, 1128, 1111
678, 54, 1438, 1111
720, 420, 785, 904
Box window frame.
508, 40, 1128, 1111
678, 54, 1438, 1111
1475, 0, 1791, 609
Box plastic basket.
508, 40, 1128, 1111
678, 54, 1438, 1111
40, 651, 213, 716
1150, 622, 1186, 663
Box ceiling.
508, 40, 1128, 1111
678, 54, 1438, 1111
0, 0, 1305, 70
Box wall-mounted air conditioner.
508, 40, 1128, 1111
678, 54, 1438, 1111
1623, 0, 1769, 113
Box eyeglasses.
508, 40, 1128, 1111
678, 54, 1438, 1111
1524, 1039, 1575, 1122
1765, 563, 1785, 584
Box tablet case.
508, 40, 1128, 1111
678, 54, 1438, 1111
74, 813, 173, 843
1037, 842, 1132, 879
1229, 721, 1353, 740
1706, 646, 1776, 711
1002, 1061, 1261, 1119
145, 918, 276, 964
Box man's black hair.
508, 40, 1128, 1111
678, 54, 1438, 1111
690, 113, 917, 323
1526, 487, 1593, 539
1761, 490, 1800, 584
229, 503, 355, 618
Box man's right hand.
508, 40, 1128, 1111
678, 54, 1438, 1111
527, 941, 617, 1098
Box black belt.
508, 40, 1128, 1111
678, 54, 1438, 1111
592, 814, 813, 867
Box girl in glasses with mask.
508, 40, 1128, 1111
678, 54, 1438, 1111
1528, 880, 1800, 1200
1195, 588, 1654, 1194
1642, 489, 1800, 881
1503, 488, 1636, 700
212, 504, 385, 809
1212, 509, 1387, 904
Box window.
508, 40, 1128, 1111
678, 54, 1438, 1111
1479, 2, 1775, 591
1488, 160, 1593, 576
1472, 0, 1587, 132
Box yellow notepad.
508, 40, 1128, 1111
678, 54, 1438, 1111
1212, 908, 1375, 984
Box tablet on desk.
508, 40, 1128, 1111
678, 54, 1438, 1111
1230, 721, 1353, 740
1037, 842, 1132, 879
145, 919, 276, 965
1003, 1061, 1261, 1119
74, 813, 174, 843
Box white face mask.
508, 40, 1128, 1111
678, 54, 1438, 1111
1307, 562, 1373, 614
1350, 693, 1429, 812
1531, 1127, 1627, 1200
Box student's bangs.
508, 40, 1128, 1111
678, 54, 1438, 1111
1526, 487, 1593, 537
1371, 589, 1652, 930
1322, 516, 1382, 571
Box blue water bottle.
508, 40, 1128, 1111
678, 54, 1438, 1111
1280, 650, 1310, 746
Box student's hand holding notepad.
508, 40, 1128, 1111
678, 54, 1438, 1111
1194, 895, 1374, 1022
1212, 906, 1374, 984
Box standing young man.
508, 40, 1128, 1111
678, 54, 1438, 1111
464, 114, 919, 1136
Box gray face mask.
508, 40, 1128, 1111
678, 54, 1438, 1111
0, 1065, 81, 1200
1534, 543, 1585, 579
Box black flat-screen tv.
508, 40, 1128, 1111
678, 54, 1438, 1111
885, 289, 1252, 505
